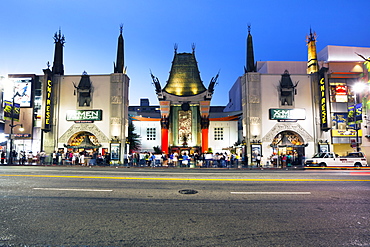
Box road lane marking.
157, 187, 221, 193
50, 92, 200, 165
0, 174, 370, 182
33, 188, 113, 192
231, 192, 311, 195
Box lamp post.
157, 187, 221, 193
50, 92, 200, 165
352, 82, 368, 152
8, 91, 23, 165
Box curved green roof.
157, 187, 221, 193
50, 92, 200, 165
163, 52, 207, 96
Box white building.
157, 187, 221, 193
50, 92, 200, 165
228, 28, 370, 166
1, 28, 130, 164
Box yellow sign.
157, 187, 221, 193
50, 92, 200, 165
44, 79, 53, 130
319, 76, 328, 129
332, 129, 362, 137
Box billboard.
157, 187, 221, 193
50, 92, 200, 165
4, 77, 33, 107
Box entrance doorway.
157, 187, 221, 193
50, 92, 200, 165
270, 131, 306, 167
64, 131, 103, 164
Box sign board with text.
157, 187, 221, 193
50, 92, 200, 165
66, 110, 103, 121
269, 108, 306, 120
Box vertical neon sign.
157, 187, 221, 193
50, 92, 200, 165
44, 77, 53, 131
319, 71, 329, 130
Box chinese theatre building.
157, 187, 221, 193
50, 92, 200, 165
145, 44, 239, 155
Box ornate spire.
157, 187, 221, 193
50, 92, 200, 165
306, 28, 319, 74
246, 24, 256, 73
52, 28, 65, 75
114, 24, 125, 73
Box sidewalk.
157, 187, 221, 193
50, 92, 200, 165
0, 162, 305, 170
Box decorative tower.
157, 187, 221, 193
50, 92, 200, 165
110, 25, 130, 164
42, 29, 65, 153
114, 25, 125, 74
151, 44, 218, 154
52, 29, 65, 75
243, 26, 261, 166
307, 29, 319, 74
246, 25, 256, 73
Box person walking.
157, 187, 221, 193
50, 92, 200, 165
52, 151, 57, 165
27, 151, 34, 165
182, 152, 189, 167
256, 154, 261, 167
172, 152, 178, 167
80, 152, 85, 166
281, 155, 287, 168
149, 153, 156, 167
39, 151, 46, 165
161, 152, 168, 167
1, 151, 6, 164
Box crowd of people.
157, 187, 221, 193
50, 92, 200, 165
0, 150, 111, 166
1, 149, 304, 168
127, 151, 243, 168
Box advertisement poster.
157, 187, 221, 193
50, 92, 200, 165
3, 78, 32, 108
110, 143, 121, 160
251, 144, 261, 162
348, 103, 362, 125
3, 100, 20, 121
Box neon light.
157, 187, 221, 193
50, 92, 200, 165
44, 79, 53, 130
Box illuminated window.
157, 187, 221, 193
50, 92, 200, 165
329, 79, 357, 103
330, 84, 348, 102
147, 128, 156, 140
214, 127, 224, 140
332, 113, 347, 130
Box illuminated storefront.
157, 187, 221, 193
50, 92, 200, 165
318, 45, 370, 156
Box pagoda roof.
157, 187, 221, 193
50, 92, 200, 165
163, 51, 207, 96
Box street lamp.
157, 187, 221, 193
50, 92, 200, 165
352, 82, 368, 152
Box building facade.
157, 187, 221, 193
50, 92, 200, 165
1, 27, 129, 164
317, 45, 370, 158
129, 99, 240, 155
144, 45, 240, 155
231, 28, 370, 166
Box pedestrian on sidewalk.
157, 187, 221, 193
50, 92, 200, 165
256, 154, 261, 167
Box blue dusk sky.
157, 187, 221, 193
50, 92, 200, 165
1, 0, 369, 106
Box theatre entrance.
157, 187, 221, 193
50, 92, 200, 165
63, 131, 106, 159
270, 131, 306, 167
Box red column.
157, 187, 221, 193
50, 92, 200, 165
201, 128, 208, 153
161, 128, 169, 154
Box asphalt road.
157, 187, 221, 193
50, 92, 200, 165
0, 166, 369, 246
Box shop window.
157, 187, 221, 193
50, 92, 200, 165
332, 113, 347, 130
214, 127, 224, 141
329, 79, 357, 103
147, 128, 156, 140
330, 84, 348, 102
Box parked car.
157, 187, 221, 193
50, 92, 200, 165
305, 152, 368, 167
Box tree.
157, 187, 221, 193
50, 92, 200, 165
128, 122, 141, 152
153, 146, 162, 154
